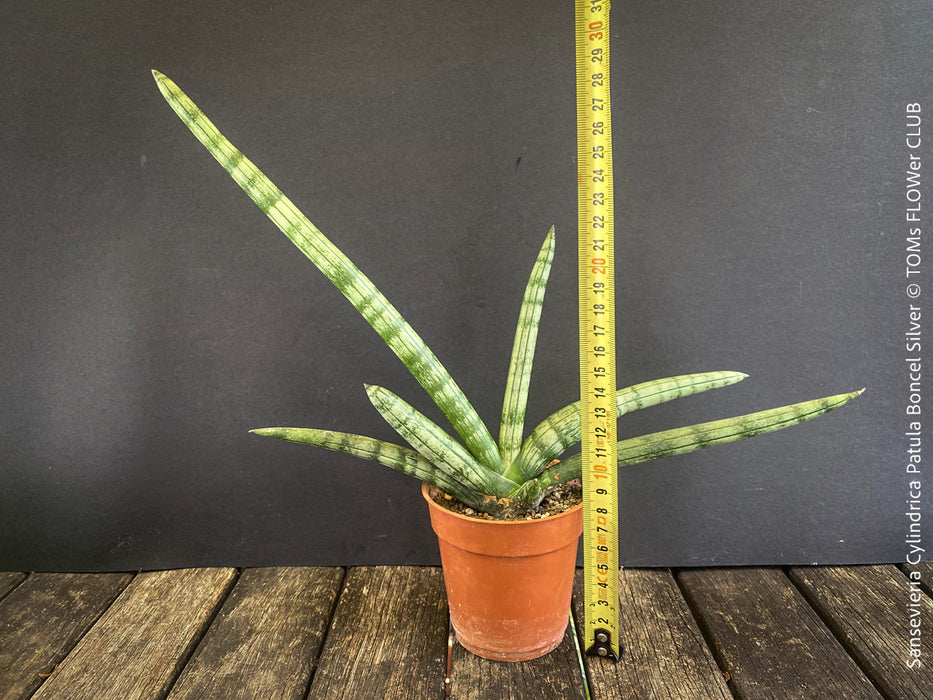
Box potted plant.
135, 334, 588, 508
152, 71, 861, 661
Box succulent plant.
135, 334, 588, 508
153, 71, 861, 519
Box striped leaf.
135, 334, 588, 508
364, 384, 519, 498
539, 389, 863, 493
249, 427, 482, 504
499, 227, 555, 471
153, 71, 503, 473
514, 371, 748, 479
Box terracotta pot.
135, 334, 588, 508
422, 482, 583, 661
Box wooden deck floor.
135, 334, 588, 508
0, 565, 931, 699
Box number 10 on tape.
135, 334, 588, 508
575, 0, 620, 661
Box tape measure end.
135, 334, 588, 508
584, 628, 621, 662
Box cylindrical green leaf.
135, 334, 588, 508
553, 389, 863, 481
365, 384, 520, 498
250, 426, 476, 502
153, 70, 503, 473
515, 371, 748, 478
499, 227, 555, 470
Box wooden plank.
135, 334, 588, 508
167, 567, 343, 699
789, 565, 933, 699
679, 568, 883, 699
309, 566, 448, 699
448, 622, 585, 700
903, 561, 933, 598
0, 573, 26, 600
571, 568, 731, 700
31, 568, 236, 700
0, 573, 132, 700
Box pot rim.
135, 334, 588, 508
420, 481, 583, 525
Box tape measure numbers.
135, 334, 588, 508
575, 0, 620, 661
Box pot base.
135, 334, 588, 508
454, 625, 568, 662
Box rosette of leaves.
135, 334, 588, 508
153, 71, 862, 519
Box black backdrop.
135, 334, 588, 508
1, 0, 929, 570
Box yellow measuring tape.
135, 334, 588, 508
575, 0, 620, 660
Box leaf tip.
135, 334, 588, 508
250, 427, 280, 438
151, 69, 175, 103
